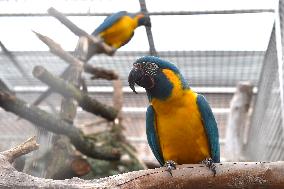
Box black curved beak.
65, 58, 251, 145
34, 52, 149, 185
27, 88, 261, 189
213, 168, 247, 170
128, 67, 154, 94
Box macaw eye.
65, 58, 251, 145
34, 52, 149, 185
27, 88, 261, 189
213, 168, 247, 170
147, 63, 158, 70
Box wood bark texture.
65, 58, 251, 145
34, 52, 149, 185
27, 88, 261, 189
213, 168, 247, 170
225, 82, 253, 161
33, 66, 118, 121
0, 90, 120, 160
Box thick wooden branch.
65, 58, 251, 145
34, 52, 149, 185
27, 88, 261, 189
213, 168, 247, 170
84, 64, 119, 80
31, 32, 117, 106
1, 142, 284, 189
31, 61, 115, 106
0, 91, 120, 160
99, 161, 284, 188
59, 65, 82, 122
32, 31, 83, 107
113, 79, 123, 112
1, 140, 284, 188
34, 31, 84, 68
1, 136, 39, 163
48, 7, 88, 37
33, 66, 118, 121
47, 7, 115, 55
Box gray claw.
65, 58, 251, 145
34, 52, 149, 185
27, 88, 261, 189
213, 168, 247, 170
201, 157, 217, 176
164, 160, 177, 176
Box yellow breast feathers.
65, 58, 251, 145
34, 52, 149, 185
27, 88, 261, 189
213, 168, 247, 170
99, 16, 138, 48
151, 69, 211, 164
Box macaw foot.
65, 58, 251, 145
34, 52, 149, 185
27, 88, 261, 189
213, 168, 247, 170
201, 158, 217, 176
164, 160, 177, 176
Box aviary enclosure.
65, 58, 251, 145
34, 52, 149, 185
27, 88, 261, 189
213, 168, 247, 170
0, 0, 283, 188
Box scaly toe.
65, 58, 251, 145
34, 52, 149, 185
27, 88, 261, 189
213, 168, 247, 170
164, 160, 177, 176
201, 157, 217, 176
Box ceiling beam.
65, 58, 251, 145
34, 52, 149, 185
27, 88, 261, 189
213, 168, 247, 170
0, 9, 274, 17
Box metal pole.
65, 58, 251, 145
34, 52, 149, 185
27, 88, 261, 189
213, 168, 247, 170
139, 0, 158, 56
275, 2, 284, 138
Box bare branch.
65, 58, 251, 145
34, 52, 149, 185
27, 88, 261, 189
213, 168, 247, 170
33, 31, 84, 68
47, 7, 115, 55
0, 91, 120, 160
1, 151, 284, 189
1, 136, 39, 163
33, 66, 118, 121
113, 79, 123, 112
31, 63, 118, 106
84, 64, 119, 80
32, 66, 77, 106
48, 7, 88, 37
1, 140, 284, 188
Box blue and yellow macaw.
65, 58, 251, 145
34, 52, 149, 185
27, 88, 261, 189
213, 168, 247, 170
92, 11, 151, 49
128, 56, 220, 175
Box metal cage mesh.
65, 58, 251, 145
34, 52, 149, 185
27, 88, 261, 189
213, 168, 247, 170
0, 0, 277, 177
245, 27, 284, 160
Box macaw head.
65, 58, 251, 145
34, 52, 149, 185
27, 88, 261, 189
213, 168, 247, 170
134, 13, 151, 27
128, 56, 189, 100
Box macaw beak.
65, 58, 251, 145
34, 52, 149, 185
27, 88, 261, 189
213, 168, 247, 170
128, 67, 155, 94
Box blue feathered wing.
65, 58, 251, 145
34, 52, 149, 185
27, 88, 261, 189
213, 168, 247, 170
196, 94, 220, 163
146, 105, 164, 165
92, 11, 128, 35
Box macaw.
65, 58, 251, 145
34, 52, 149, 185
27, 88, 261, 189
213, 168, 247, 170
92, 11, 151, 49
128, 56, 220, 175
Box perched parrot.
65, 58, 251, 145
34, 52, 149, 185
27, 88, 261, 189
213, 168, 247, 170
92, 11, 151, 49
128, 56, 220, 175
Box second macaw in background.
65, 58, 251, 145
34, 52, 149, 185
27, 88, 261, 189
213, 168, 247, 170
92, 11, 151, 49
128, 56, 220, 175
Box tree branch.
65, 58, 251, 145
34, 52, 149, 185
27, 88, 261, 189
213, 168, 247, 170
0, 140, 284, 189
33, 66, 118, 121
33, 31, 84, 68
1, 136, 39, 163
48, 7, 87, 37
84, 64, 119, 80
46, 31, 86, 178
1, 139, 284, 188
31, 62, 115, 107
47, 7, 115, 55
0, 91, 120, 160
31, 32, 118, 106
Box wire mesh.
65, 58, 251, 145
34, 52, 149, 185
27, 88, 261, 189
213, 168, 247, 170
0, 50, 265, 164
0, 51, 265, 87
245, 26, 284, 161
0, 0, 275, 177
244, 0, 284, 161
